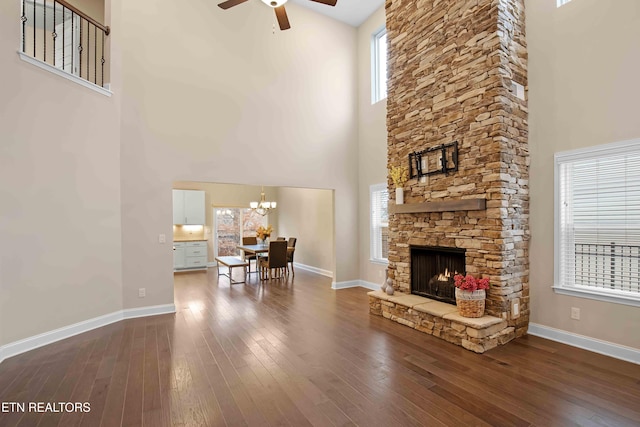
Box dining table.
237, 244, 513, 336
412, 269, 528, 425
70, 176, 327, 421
237, 243, 270, 273
237, 243, 294, 274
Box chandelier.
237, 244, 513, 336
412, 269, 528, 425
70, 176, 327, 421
250, 186, 277, 216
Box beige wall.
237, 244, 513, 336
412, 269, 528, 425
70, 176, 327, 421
528, 0, 640, 349
357, 6, 387, 287
118, 0, 359, 309
67, 0, 105, 23
0, 0, 122, 347
275, 187, 334, 275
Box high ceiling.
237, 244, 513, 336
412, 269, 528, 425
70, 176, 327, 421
289, 0, 385, 27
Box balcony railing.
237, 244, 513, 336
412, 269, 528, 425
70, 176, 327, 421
21, 0, 110, 88
575, 242, 640, 293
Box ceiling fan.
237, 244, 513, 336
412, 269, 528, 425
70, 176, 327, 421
218, 0, 338, 31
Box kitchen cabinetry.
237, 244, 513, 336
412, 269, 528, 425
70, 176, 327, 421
173, 244, 185, 269
174, 241, 208, 271
172, 190, 205, 225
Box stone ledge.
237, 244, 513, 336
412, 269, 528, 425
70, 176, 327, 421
413, 301, 457, 317
389, 294, 433, 307
443, 312, 505, 328
368, 292, 514, 353
367, 290, 403, 301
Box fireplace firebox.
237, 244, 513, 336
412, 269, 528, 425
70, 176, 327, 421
410, 246, 465, 305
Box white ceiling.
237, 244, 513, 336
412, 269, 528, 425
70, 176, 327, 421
289, 0, 384, 27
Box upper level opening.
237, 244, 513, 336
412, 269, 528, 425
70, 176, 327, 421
20, 0, 110, 91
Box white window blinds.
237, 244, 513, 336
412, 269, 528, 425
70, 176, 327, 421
556, 140, 640, 300
370, 184, 389, 263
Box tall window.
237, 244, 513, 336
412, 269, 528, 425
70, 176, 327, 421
372, 27, 387, 104
555, 139, 640, 306
370, 184, 389, 263
214, 208, 267, 257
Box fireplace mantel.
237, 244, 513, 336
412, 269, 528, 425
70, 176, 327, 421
389, 198, 486, 214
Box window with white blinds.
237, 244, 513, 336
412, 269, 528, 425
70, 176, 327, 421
370, 183, 389, 264
555, 139, 640, 305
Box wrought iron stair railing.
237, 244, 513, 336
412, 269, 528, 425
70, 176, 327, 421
21, 0, 110, 88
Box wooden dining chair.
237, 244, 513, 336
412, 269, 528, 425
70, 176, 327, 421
259, 240, 288, 280
242, 236, 258, 272
287, 237, 297, 275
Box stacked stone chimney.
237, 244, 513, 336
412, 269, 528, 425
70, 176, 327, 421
385, 0, 529, 338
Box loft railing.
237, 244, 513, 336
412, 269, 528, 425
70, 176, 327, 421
21, 0, 110, 87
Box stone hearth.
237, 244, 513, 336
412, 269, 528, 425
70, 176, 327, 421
379, 0, 529, 352
368, 291, 513, 353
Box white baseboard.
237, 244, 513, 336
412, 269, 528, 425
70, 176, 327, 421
358, 280, 382, 291
332, 279, 379, 291
0, 304, 175, 364
293, 262, 333, 278
123, 304, 176, 320
528, 323, 640, 365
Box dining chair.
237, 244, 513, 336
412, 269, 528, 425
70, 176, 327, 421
276, 237, 286, 241
259, 240, 288, 280
287, 237, 297, 276
242, 236, 258, 272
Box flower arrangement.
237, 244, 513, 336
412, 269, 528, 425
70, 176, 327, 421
256, 225, 272, 241
453, 274, 490, 292
389, 165, 409, 188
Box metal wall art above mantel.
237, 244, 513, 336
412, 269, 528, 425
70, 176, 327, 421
409, 141, 458, 179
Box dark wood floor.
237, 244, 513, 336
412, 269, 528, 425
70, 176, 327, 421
1, 269, 639, 426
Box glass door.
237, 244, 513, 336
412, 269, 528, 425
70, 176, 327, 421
214, 208, 267, 257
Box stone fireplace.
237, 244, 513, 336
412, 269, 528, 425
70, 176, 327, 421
368, 0, 529, 352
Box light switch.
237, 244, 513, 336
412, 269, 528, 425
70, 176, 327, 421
159, 234, 166, 243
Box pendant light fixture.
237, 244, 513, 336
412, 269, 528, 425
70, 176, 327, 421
250, 186, 277, 216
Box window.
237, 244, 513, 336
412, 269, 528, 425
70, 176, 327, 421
372, 26, 387, 104
557, 0, 572, 6
370, 184, 389, 264
214, 208, 267, 257
555, 139, 640, 306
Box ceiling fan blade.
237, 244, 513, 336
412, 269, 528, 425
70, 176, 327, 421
274, 6, 291, 30
218, 0, 249, 10
308, 0, 337, 6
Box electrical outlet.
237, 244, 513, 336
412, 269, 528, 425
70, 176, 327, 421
571, 307, 580, 320
511, 81, 525, 100
511, 298, 520, 319
139, 288, 146, 298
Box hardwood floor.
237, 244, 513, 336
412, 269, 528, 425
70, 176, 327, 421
1, 269, 639, 426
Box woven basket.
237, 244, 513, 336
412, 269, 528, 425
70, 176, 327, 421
455, 289, 486, 318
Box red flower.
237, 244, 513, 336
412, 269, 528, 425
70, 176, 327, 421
453, 274, 490, 292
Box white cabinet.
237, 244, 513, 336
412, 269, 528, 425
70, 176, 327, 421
173, 244, 185, 269
172, 190, 205, 225
174, 241, 207, 271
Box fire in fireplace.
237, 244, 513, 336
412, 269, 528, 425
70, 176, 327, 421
410, 246, 466, 304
